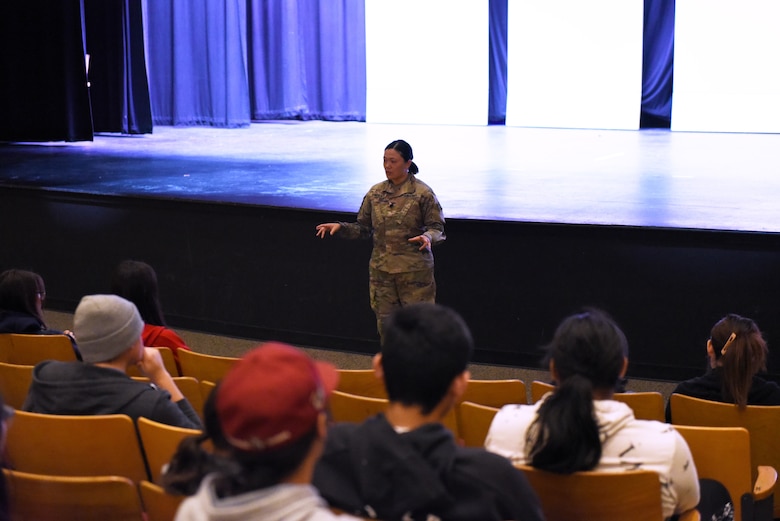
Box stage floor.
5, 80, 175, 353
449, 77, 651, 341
2, 121, 780, 233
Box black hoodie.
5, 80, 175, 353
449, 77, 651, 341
23, 360, 201, 429
313, 414, 543, 521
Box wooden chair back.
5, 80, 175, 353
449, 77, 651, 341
0, 361, 34, 409
139, 480, 186, 521
328, 390, 459, 435
3, 333, 77, 365
516, 464, 691, 521
336, 369, 387, 399
130, 376, 204, 421
177, 349, 238, 383
137, 416, 203, 484
670, 393, 780, 518
127, 346, 180, 377
0, 333, 13, 361
461, 378, 526, 407
531, 380, 665, 421
457, 401, 499, 447
5, 411, 149, 482
674, 425, 776, 521
200, 379, 216, 402
329, 390, 386, 424
3, 469, 145, 521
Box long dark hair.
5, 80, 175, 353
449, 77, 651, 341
162, 384, 317, 498
385, 139, 419, 175
710, 313, 767, 409
527, 309, 628, 474
0, 269, 46, 326
111, 260, 166, 326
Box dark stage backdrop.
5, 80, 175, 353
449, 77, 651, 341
3, 187, 779, 383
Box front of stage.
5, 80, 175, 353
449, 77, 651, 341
2, 122, 780, 382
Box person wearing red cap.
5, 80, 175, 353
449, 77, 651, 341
312, 303, 544, 521
162, 342, 361, 521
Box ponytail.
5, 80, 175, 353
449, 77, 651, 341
713, 314, 767, 409
527, 374, 601, 473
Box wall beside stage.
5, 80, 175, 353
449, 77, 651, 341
2, 187, 780, 382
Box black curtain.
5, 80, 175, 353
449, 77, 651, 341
0, 0, 93, 142
83, 0, 152, 134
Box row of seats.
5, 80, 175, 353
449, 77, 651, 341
0, 333, 240, 381
4, 412, 193, 520
3, 469, 180, 521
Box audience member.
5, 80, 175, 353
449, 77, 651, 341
111, 260, 191, 367
666, 313, 780, 421
312, 303, 544, 521
23, 294, 200, 429
163, 342, 360, 521
485, 309, 700, 520
0, 268, 79, 357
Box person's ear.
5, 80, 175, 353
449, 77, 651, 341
317, 411, 328, 439
706, 339, 714, 356
372, 353, 384, 381
549, 359, 559, 384
450, 369, 470, 401
620, 357, 629, 378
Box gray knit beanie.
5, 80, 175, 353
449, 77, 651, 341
73, 294, 144, 363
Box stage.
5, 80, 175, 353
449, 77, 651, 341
2, 122, 780, 381
3, 122, 780, 231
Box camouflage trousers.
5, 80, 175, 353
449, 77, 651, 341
369, 267, 436, 341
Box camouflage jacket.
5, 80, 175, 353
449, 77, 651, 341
338, 175, 445, 273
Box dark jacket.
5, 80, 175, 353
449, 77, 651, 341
666, 367, 780, 421
23, 360, 201, 429
0, 310, 46, 333
313, 414, 544, 521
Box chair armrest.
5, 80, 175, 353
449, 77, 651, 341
753, 465, 777, 500
677, 508, 700, 521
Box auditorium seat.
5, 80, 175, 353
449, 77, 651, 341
177, 349, 238, 383
670, 393, 780, 519
5, 411, 149, 482
3, 468, 145, 521
674, 424, 775, 521
1, 333, 77, 365
0, 361, 34, 409
516, 464, 700, 521
139, 480, 185, 521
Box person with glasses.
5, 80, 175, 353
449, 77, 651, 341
0, 269, 79, 358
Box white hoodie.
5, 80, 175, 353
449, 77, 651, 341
175, 476, 360, 521
485, 397, 700, 520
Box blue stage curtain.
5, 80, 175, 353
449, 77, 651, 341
247, 0, 365, 121
145, 0, 251, 127
84, 0, 152, 134
488, 0, 508, 124
641, 0, 675, 127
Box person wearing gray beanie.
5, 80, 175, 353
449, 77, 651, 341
23, 294, 201, 430
74, 294, 145, 363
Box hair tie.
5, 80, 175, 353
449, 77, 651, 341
721, 332, 737, 355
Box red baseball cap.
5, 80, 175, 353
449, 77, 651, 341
216, 342, 339, 452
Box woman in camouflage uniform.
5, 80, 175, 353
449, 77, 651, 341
316, 140, 445, 340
